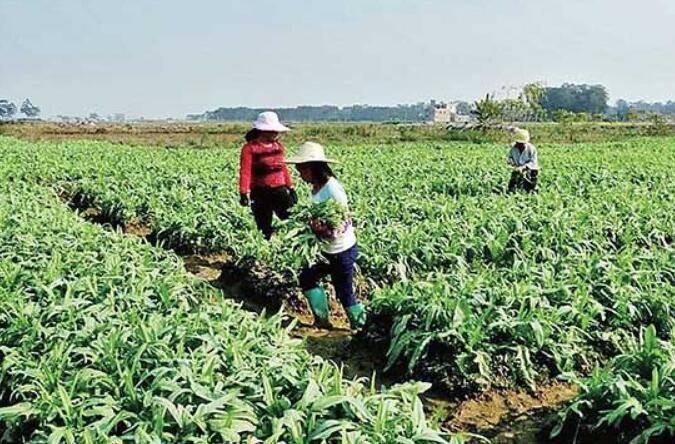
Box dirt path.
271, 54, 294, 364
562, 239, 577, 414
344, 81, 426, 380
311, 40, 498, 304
62, 197, 578, 442
180, 253, 394, 385
445, 382, 577, 442
188, 235, 583, 442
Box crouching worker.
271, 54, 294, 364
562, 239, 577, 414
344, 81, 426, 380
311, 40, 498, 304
507, 128, 540, 193
285, 142, 366, 330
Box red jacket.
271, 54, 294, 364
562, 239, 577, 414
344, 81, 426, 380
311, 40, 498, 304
239, 141, 293, 194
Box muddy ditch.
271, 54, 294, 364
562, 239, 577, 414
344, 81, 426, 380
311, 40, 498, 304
59, 192, 582, 442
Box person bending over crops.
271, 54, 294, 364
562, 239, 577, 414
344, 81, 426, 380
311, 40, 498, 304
239, 111, 298, 239
285, 142, 366, 330
506, 128, 540, 193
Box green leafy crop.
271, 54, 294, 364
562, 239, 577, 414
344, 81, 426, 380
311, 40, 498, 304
1, 134, 674, 442
309, 200, 350, 231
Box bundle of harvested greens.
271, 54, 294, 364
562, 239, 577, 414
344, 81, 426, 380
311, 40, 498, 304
309, 199, 350, 230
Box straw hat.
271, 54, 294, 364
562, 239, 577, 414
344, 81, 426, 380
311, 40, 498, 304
285, 142, 339, 164
513, 128, 530, 144
252, 111, 290, 132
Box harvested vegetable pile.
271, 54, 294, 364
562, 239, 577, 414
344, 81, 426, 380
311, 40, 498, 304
309, 199, 351, 231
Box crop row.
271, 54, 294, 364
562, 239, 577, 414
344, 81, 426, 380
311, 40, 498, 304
1, 135, 674, 441
0, 168, 452, 441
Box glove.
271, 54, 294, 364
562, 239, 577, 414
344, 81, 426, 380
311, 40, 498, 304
288, 188, 298, 206
310, 218, 334, 239
239, 193, 250, 207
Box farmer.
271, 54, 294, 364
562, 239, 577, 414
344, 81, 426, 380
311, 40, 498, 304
285, 142, 366, 330
506, 128, 539, 193
239, 111, 297, 239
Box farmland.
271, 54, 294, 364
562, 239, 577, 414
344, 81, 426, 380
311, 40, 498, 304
3, 120, 675, 146
0, 128, 674, 442
0, 148, 454, 442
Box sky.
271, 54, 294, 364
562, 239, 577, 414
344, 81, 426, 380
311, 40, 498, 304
2, 0, 674, 119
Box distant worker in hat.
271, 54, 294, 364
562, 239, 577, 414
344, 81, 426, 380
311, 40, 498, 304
506, 128, 539, 193
239, 111, 297, 239
285, 142, 366, 331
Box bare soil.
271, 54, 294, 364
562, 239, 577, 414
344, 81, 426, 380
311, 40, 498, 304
182, 253, 352, 331
447, 382, 577, 430
1, 121, 246, 147
123, 218, 153, 237
63, 195, 579, 441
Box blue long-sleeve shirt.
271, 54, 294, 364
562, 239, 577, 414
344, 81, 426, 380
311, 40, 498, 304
507, 143, 539, 170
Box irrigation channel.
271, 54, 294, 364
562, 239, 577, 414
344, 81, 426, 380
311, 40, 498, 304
63, 195, 579, 444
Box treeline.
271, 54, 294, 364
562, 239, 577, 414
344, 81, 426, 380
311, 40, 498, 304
537, 84, 675, 121
614, 100, 675, 121
189, 103, 433, 122
541, 84, 609, 115
191, 83, 675, 123
452, 83, 611, 124
0, 98, 40, 120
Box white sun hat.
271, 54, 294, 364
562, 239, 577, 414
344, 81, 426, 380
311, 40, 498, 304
285, 142, 339, 164
513, 128, 530, 143
252, 111, 290, 132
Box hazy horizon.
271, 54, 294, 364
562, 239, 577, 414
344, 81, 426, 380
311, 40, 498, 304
2, 0, 674, 119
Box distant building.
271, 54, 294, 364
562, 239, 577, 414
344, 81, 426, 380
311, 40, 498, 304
427, 100, 458, 124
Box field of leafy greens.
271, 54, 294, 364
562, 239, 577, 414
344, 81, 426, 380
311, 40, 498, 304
0, 140, 454, 443
0, 134, 674, 442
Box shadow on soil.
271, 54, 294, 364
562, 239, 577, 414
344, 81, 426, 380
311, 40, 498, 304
60, 192, 589, 443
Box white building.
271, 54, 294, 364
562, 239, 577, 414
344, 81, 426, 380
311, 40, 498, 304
427, 100, 458, 124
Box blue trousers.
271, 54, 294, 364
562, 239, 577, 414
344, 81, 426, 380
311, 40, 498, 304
299, 244, 359, 308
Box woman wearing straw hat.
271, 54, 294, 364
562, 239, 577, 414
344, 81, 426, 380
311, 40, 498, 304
286, 142, 366, 330
507, 128, 540, 193
239, 111, 297, 239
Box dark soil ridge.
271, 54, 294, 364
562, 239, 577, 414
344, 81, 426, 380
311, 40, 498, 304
62, 196, 361, 328
56, 188, 391, 373
57, 187, 650, 397
57, 189, 584, 442
445, 382, 577, 442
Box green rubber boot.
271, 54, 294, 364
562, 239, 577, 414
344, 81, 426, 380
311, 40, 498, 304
304, 287, 330, 327
346, 303, 367, 330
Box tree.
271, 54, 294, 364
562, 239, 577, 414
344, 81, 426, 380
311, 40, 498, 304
455, 101, 472, 115
0, 100, 18, 120
500, 98, 530, 122
199, 103, 431, 122
540, 83, 609, 116
472, 94, 504, 126
520, 82, 547, 121
615, 99, 630, 122
20, 98, 40, 118
614, 100, 675, 118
